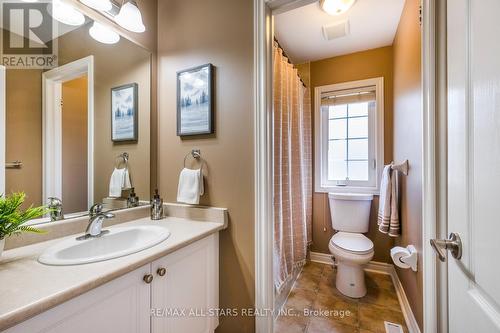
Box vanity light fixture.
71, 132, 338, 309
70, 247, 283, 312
80, 0, 112, 11
114, 0, 145, 33
320, 0, 356, 16
89, 21, 120, 44
50, 0, 85, 26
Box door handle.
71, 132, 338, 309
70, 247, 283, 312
430, 232, 462, 262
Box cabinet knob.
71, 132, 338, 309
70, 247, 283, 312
143, 274, 154, 284
157, 267, 167, 277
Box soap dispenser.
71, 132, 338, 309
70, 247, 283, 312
151, 189, 164, 220
127, 187, 139, 208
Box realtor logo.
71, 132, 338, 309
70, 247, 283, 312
1, 0, 58, 69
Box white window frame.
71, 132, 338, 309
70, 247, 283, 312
314, 77, 384, 194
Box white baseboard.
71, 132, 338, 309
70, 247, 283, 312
309, 251, 333, 265
309, 252, 421, 333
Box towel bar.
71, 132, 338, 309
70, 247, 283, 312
391, 160, 409, 175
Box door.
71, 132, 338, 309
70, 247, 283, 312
446, 0, 500, 331
151, 234, 219, 333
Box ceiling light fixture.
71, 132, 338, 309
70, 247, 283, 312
80, 0, 112, 11
114, 0, 145, 33
89, 21, 120, 44
320, 0, 356, 16
49, 0, 85, 26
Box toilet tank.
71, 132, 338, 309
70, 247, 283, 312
328, 193, 373, 233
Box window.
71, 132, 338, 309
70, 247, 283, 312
315, 78, 384, 194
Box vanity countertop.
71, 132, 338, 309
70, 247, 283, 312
0, 215, 226, 331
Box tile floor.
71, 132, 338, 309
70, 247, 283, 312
275, 261, 408, 333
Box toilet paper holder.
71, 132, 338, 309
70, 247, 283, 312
391, 245, 418, 272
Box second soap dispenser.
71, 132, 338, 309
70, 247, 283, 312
151, 189, 164, 220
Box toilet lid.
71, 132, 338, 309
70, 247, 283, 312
331, 232, 374, 254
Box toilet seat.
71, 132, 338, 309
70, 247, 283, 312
330, 232, 374, 255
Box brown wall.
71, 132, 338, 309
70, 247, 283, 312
156, 0, 255, 332
308, 46, 395, 263
62, 76, 88, 213
58, 27, 152, 204
392, 0, 423, 329
4, 27, 152, 210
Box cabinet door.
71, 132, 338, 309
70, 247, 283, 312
151, 233, 219, 333
5, 264, 152, 333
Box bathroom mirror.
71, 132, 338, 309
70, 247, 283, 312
1, 13, 152, 224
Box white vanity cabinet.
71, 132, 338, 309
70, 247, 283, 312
4, 233, 219, 333
151, 233, 219, 333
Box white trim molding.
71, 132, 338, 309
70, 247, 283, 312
42, 56, 94, 208
309, 251, 333, 265
314, 77, 384, 195
254, 1, 274, 333
421, 0, 440, 332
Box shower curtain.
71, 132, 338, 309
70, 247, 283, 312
273, 43, 312, 292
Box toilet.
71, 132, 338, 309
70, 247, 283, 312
328, 193, 374, 298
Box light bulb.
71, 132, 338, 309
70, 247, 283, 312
80, 0, 112, 11
114, 0, 145, 33
89, 21, 120, 44
49, 0, 85, 26
321, 0, 356, 16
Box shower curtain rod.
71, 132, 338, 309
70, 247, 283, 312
274, 37, 307, 88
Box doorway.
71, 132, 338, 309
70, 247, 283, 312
255, 0, 431, 332
42, 56, 94, 214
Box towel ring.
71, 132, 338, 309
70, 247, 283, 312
183, 149, 205, 172
116, 152, 129, 169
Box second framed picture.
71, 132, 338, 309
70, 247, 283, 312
111, 83, 138, 142
177, 63, 214, 136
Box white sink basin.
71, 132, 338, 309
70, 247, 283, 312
39, 226, 170, 266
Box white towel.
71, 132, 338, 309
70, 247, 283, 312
109, 168, 132, 198
177, 168, 204, 205
377, 164, 400, 237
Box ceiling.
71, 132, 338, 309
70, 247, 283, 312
274, 0, 405, 63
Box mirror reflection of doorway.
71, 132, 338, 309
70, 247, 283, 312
61, 75, 88, 214
42, 56, 94, 217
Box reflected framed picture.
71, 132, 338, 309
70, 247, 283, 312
177, 63, 214, 136
111, 83, 138, 142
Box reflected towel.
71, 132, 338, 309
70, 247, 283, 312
377, 164, 400, 237
177, 168, 204, 205
109, 168, 132, 198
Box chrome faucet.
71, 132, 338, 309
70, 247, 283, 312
47, 197, 64, 221
77, 204, 115, 240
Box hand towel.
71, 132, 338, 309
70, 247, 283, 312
109, 168, 132, 198
177, 168, 204, 205
388, 170, 400, 237
378, 164, 400, 236
377, 164, 392, 230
